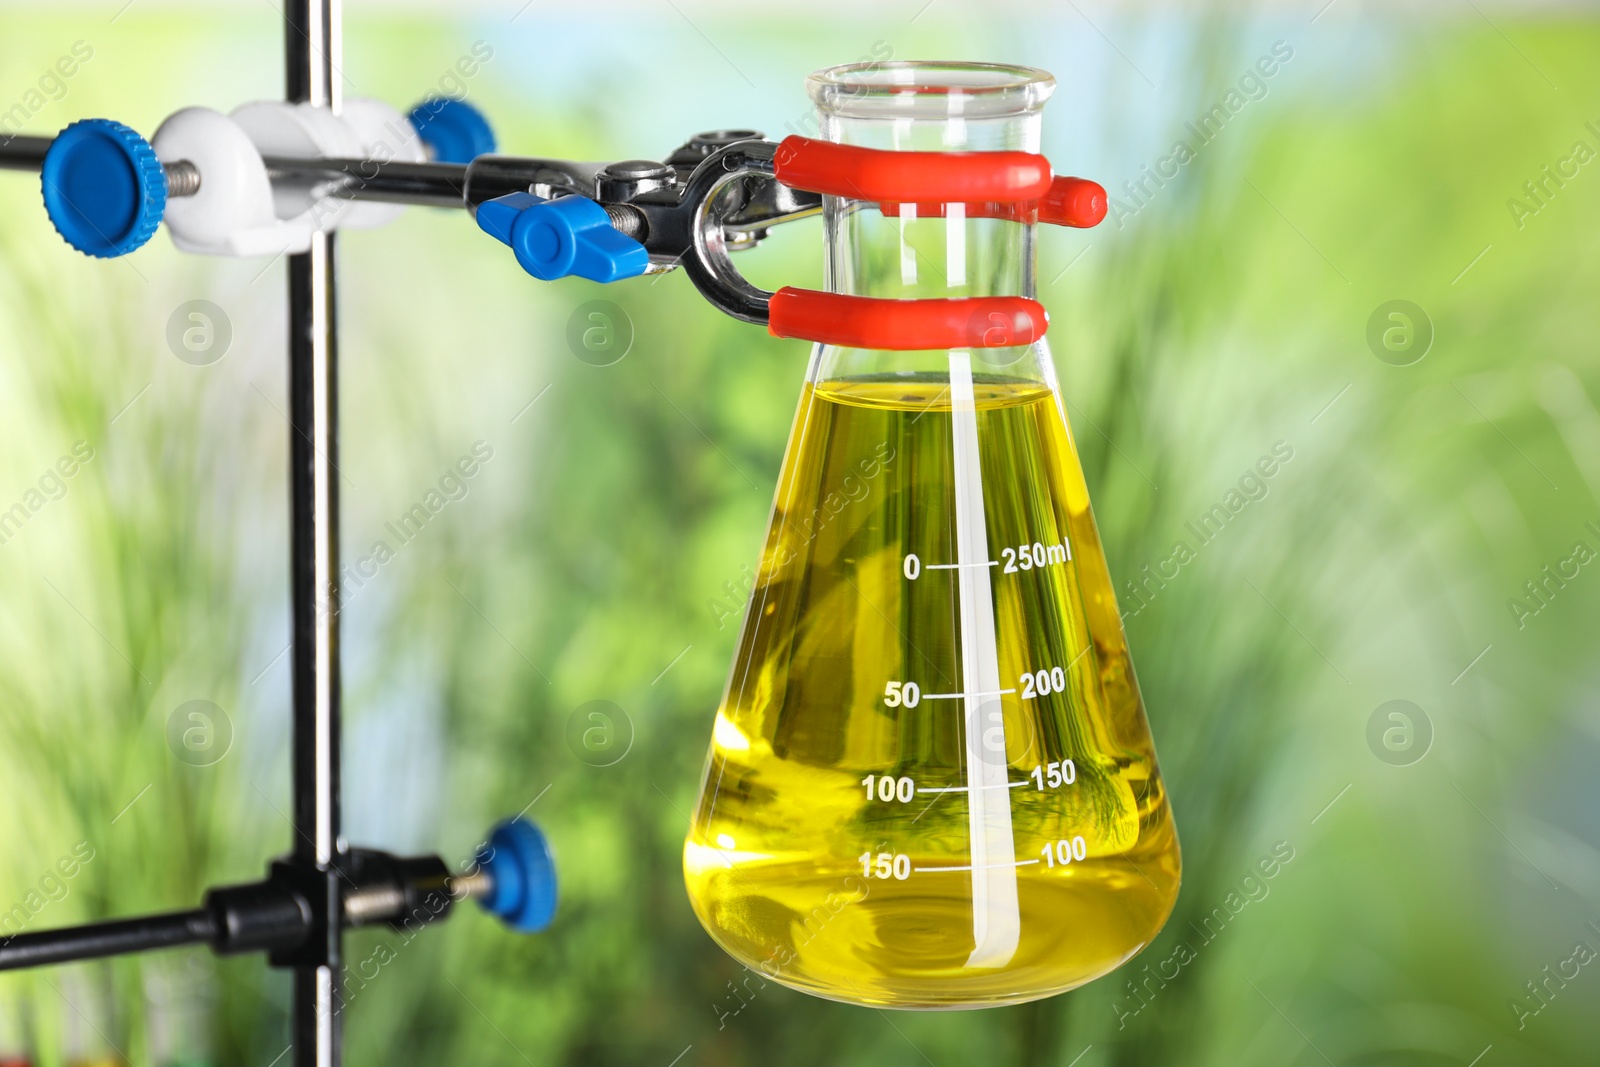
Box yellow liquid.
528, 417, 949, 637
684, 374, 1180, 1009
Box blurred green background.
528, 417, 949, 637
1, 1, 1597, 1064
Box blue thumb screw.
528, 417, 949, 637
408, 98, 496, 164
474, 817, 557, 933
477, 192, 649, 284
40, 118, 167, 258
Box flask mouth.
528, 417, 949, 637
806, 61, 1056, 121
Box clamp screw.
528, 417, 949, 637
597, 159, 675, 203
601, 160, 673, 181
408, 98, 497, 164
477, 192, 649, 284
40, 118, 167, 258
475, 818, 557, 933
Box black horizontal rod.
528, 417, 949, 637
0, 857, 476, 975
0, 908, 215, 971
0, 135, 53, 171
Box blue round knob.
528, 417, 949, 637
475, 817, 556, 933
40, 118, 166, 258
408, 98, 496, 164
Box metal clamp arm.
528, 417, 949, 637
0, 816, 554, 974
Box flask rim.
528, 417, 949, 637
806, 61, 1056, 121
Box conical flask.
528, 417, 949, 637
684, 61, 1180, 1009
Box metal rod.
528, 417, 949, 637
287, 232, 341, 875
0, 135, 52, 171
0, 910, 215, 972
264, 156, 469, 208
260, 153, 605, 210
286, 0, 343, 1062
1, 128, 465, 209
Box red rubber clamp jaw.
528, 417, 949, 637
684, 137, 1102, 350
768, 288, 1048, 352
1040, 176, 1108, 228
774, 135, 1054, 203
876, 177, 1109, 229
776, 136, 1107, 228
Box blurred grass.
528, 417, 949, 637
0, 5, 1598, 1067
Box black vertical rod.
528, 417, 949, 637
286, 0, 343, 1065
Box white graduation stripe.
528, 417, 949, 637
949, 351, 1021, 970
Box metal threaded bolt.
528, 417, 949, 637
341, 870, 491, 925
343, 885, 407, 924
603, 203, 646, 240
450, 870, 492, 901
165, 160, 201, 198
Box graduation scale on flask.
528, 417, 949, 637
683, 61, 1181, 1009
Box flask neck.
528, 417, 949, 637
801, 62, 1056, 382
807, 62, 1052, 310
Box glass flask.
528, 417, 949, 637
683, 61, 1181, 1009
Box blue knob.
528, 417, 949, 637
477, 192, 648, 284
40, 118, 166, 258
475, 817, 556, 933
409, 98, 496, 164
